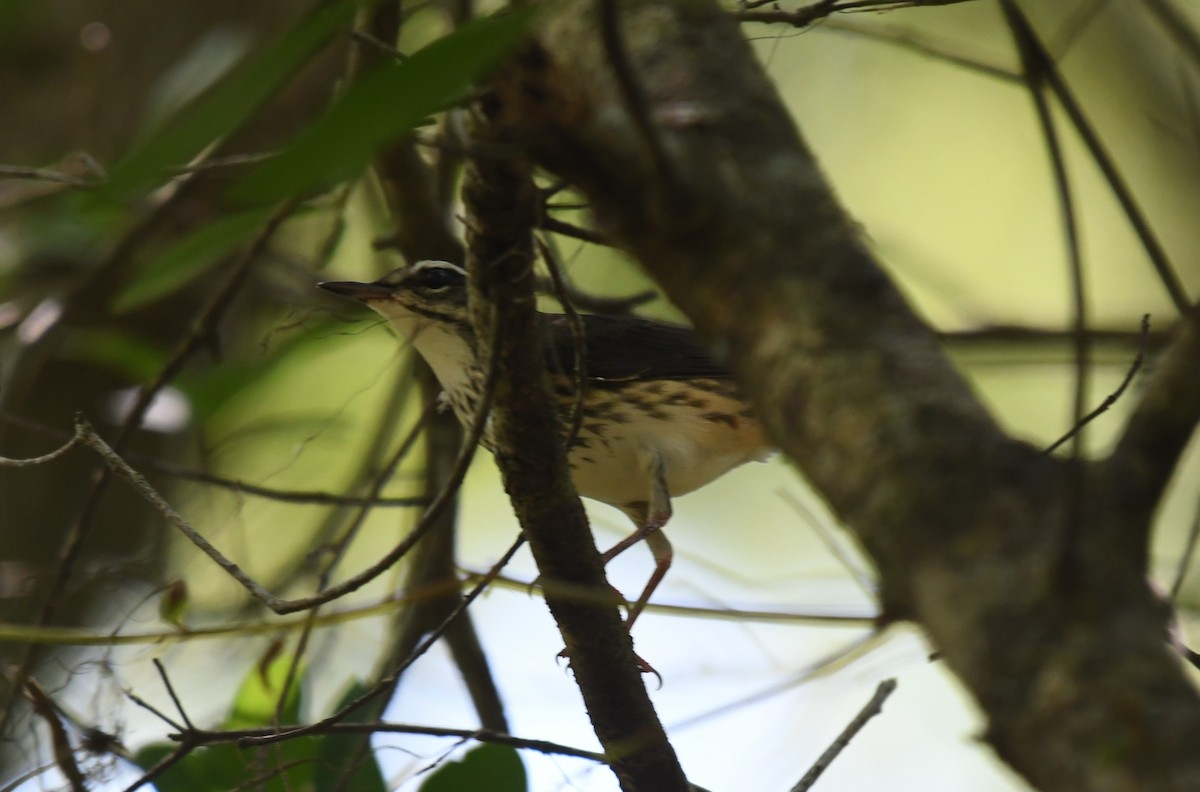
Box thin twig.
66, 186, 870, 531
789, 678, 898, 792
938, 325, 1164, 348
273, 393, 434, 724
0, 429, 81, 467
232, 533, 526, 747
537, 236, 588, 450
532, 276, 656, 315
23, 679, 88, 792
739, 0, 979, 27
2, 580, 467, 647
0, 165, 93, 186
1144, 0, 1200, 81
169, 152, 277, 176
1004, 0, 1091, 574
0, 410, 426, 506
777, 489, 877, 602
0, 200, 300, 736
539, 215, 611, 246
1043, 315, 1151, 456
125, 691, 185, 733
1005, 4, 1190, 315
488, 570, 877, 624
172, 717, 600, 761
119, 743, 193, 792
80, 310, 500, 616
152, 659, 195, 731
817, 18, 1017, 81
348, 29, 408, 61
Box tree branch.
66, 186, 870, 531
464, 85, 689, 790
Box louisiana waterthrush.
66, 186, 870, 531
320, 261, 771, 630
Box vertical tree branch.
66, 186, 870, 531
463, 75, 689, 790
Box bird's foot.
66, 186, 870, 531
556, 645, 662, 686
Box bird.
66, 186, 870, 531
320, 260, 771, 634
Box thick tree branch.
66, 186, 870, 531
486, 2, 1200, 790
463, 100, 688, 790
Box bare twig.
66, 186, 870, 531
348, 29, 408, 61
125, 691, 185, 734
1004, 0, 1090, 573
1, 582, 466, 647
0, 429, 81, 467
0, 201, 299, 735
233, 534, 526, 747
0, 165, 93, 187
0, 411, 427, 508
1144, 0, 1200, 76
1043, 315, 1151, 456
480, 572, 878, 624
152, 659, 195, 731
533, 275, 656, 315
119, 743, 193, 792
938, 324, 1164, 348
73, 308, 498, 615
174, 716, 600, 761
1002, 4, 1190, 315
738, 0, 979, 27
539, 215, 612, 246
816, 18, 1017, 81
789, 678, 898, 792
23, 679, 88, 792
777, 489, 877, 601
537, 236, 588, 450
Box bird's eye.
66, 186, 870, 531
414, 264, 463, 291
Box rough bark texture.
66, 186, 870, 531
482, 2, 1200, 790
462, 118, 689, 790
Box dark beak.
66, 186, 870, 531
318, 280, 393, 302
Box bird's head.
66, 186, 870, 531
319, 260, 472, 341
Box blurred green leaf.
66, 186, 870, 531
97, 0, 365, 201
109, 207, 274, 313
229, 643, 302, 728
61, 327, 168, 381
158, 580, 190, 631
313, 680, 387, 792
133, 742, 247, 792
232, 9, 534, 205
419, 744, 527, 792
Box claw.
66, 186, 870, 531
556, 644, 662, 686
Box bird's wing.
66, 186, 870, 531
540, 312, 733, 385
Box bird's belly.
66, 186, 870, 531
564, 382, 771, 509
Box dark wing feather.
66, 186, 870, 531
539, 312, 731, 385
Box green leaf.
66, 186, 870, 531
313, 681, 387, 792
158, 580, 189, 631
132, 743, 248, 792
419, 744, 527, 792
96, 0, 364, 202
61, 327, 169, 381
228, 647, 303, 729
109, 207, 274, 313
232, 9, 534, 206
